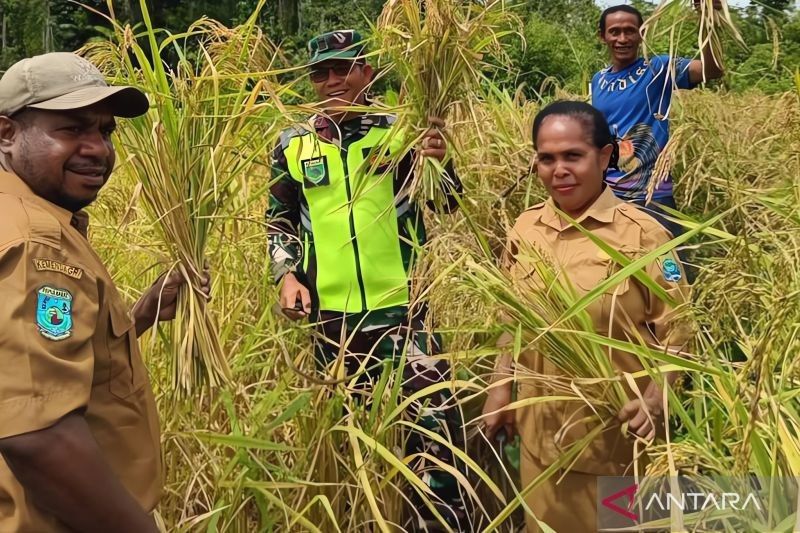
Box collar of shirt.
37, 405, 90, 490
0, 170, 90, 237
312, 113, 377, 145
539, 186, 619, 232
602, 56, 646, 78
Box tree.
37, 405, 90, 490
758, 0, 794, 17
279, 0, 299, 35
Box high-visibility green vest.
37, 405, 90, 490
283, 119, 409, 313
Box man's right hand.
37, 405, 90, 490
481, 384, 516, 442
279, 272, 312, 320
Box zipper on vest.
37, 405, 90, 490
341, 147, 368, 312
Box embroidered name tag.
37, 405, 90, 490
33, 258, 83, 280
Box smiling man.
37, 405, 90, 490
267, 30, 468, 531
0, 52, 209, 532
591, 4, 724, 237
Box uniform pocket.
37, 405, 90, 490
574, 256, 631, 295
107, 302, 142, 399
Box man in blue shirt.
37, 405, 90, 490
591, 4, 724, 236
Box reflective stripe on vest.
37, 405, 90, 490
284, 123, 409, 313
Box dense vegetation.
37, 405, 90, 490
2, 1, 800, 94
2, 0, 800, 531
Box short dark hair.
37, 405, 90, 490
599, 5, 644, 34
532, 100, 619, 171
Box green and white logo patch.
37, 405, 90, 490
36, 286, 73, 340
302, 156, 329, 186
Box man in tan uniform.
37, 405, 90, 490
0, 52, 205, 532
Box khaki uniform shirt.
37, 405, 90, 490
507, 187, 689, 476
0, 171, 162, 531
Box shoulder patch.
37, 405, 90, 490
658, 253, 683, 282
33, 258, 83, 280
36, 286, 73, 340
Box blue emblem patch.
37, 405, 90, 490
36, 286, 73, 340
661, 257, 682, 282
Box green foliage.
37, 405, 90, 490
3, 1, 800, 96
730, 40, 800, 92
486, 1, 603, 97
494, 12, 603, 97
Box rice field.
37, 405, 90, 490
83, 2, 800, 532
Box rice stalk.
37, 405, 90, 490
795, 68, 800, 96
375, 0, 519, 208
641, 0, 745, 82
82, 0, 295, 393
648, 123, 694, 203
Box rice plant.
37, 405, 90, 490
75, 0, 800, 530
375, 0, 519, 208
641, 0, 746, 79
83, 0, 296, 392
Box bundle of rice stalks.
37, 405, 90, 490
375, 0, 518, 208
83, 0, 294, 392
641, 0, 745, 81
458, 245, 694, 528
462, 240, 681, 421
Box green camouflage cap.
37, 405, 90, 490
308, 30, 366, 64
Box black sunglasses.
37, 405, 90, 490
309, 62, 362, 83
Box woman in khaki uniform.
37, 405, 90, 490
482, 101, 690, 532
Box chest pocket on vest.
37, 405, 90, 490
106, 301, 145, 399
301, 156, 331, 188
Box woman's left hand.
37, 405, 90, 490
420, 116, 447, 162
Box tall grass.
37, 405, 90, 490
83, 2, 800, 530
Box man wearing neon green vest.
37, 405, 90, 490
266, 30, 467, 530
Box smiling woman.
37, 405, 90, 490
532, 103, 616, 218
482, 100, 690, 532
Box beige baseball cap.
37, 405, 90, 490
0, 52, 148, 117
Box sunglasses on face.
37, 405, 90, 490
309, 62, 361, 83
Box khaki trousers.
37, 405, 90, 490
521, 448, 599, 533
